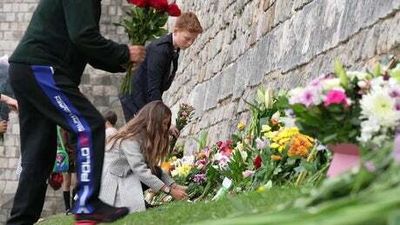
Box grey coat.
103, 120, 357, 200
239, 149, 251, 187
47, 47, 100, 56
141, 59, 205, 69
99, 139, 174, 213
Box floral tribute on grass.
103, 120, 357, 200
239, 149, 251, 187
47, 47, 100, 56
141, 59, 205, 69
150, 58, 400, 207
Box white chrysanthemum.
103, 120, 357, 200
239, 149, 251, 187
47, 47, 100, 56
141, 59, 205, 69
347, 71, 370, 81
370, 76, 387, 90
321, 78, 341, 91
358, 118, 381, 143
360, 90, 400, 127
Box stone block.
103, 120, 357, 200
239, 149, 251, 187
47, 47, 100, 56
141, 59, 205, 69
0, 158, 8, 168
4, 181, 18, 194
218, 63, 237, 101
203, 75, 221, 111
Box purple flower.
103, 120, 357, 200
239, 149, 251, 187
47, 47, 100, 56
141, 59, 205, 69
395, 99, 400, 111
393, 133, 400, 163
364, 161, 376, 172
255, 138, 269, 150
389, 89, 400, 98
193, 173, 207, 184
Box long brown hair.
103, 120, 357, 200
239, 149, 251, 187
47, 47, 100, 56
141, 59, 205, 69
107, 101, 171, 172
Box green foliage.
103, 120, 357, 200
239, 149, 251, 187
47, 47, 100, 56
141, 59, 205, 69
291, 102, 361, 144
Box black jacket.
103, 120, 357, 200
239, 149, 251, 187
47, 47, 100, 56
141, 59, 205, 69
9, 0, 129, 85
121, 34, 179, 120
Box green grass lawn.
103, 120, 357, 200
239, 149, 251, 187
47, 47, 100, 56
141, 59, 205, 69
38, 186, 303, 225
38, 182, 400, 225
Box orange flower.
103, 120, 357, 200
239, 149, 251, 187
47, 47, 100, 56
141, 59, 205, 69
271, 154, 282, 161
288, 134, 314, 158
161, 162, 173, 172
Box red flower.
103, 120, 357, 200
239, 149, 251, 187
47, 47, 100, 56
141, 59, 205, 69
167, 3, 181, 16
216, 140, 233, 156
148, 0, 168, 11
253, 155, 262, 169
128, 0, 148, 7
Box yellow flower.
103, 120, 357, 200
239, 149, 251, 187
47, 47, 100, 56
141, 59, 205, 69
270, 143, 280, 149
256, 185, 266, 193
237, 121, 246, 131
171, 164, 192, 177
271, 154, 282, 161
236, 142, 244, 152
268, 127, 300, 152
261, 124, 271, 133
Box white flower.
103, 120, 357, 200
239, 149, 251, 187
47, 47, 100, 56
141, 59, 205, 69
360, 90, 400, 127
357, 80, 369, 89
239, 150, 248, 161
271, 111, 280, 121
347, 71, 370, 81
214, 153, 230, 170
288, 87, 305, 105
321, 78, 341, 91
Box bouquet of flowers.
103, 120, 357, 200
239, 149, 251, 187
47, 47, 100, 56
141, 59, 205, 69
119, 0, 181, 95
357, 64, 400, 147
169, 103, 195, 154
288, 61, 364, 145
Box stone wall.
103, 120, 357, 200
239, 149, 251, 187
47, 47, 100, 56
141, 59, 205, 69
164, 0, 400, 151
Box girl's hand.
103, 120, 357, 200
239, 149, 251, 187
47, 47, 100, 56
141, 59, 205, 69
170, 186, 188, 200
171, 183, 188, 191
169, 125, 180, 139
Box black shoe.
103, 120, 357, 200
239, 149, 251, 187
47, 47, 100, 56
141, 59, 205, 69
74, 201, 129, 223
66, 209, 73, 215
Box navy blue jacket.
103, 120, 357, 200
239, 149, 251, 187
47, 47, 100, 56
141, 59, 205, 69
120, 34, 179, 120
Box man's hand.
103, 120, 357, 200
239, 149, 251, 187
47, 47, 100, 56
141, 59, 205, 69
169, 125, 180, 139
0, 120, 8, 134
128, 45, 146, 63
1, 94, 18, 111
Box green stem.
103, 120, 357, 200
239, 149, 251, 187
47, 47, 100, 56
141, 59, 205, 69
120, 63, 135, 95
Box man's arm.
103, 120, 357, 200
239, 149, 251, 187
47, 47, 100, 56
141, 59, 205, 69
62, 0, 130, 71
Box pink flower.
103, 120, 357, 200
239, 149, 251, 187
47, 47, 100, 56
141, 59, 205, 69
324, 89, 349, 107
195, 159, 207, 170
216, 140, 233, 156
299, 89, 320, 107
364, 161, 376, 172
242, 170, 255, 178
